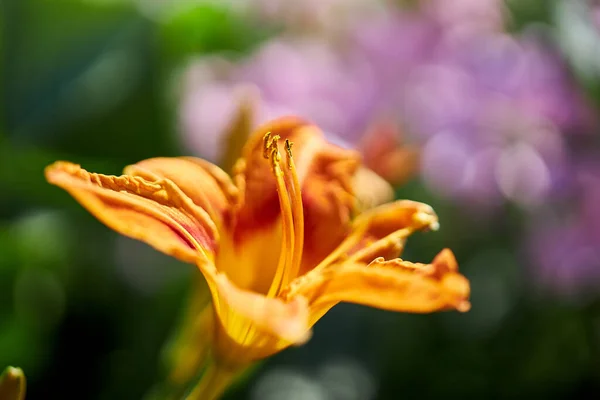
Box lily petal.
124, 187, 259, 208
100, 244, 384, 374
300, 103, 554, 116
230, 117, 361, 287
352, 167, 395, 212
209, 273, 311, 364
213, 274, 311, 344
352, 200, 440, 238
231, 116, 314, 235
317, 200, 440, 267
46, 161, 219, 263
237, 117, 360, 225
300, 141, 360, 271
124, 157, 237, 225
289, 249, 470, 326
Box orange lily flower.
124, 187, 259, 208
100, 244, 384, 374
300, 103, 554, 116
45, 117, 470, 399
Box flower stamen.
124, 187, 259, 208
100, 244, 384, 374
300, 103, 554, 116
282, 139, 304, 286
285, 140, 294, 167
266, 135, 295, 298
260, 135, 306, 298
263, 132, 272, 159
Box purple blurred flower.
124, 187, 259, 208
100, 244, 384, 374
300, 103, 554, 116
424, 0, 505, 35
355, 4, 586, 206
380, 20, 584, 206
404, 35, 579, 206
236, 38, 378, 139
178, 38, 378, 160
179, 0, 587, 208
179, 57, 259, 161
591, 0, 600, 30
529, 161, 600, 295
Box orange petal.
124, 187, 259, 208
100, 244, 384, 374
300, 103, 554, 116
232, 117, 360, 269
207, 272, 311, 364
317, 200, 440, 267
213, 273, 311, 344
289, 249, 470, 325
353, 200, 439, 238
124, 157, 237, 226
352, 167, 395, 212
231, 117, 312, 234
46, 161, 219, 263
300, 144, 360, 272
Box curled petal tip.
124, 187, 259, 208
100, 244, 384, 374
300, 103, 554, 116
287, 324, 313, 346
421, 264, 437, 275
433, 248, 459, 272
277, 296, 312, 345
456, 301, 472, 312
412, 209, 439, 231
441, 273, 471, 311
45, 161, 75, 183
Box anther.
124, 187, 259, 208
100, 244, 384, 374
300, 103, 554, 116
263, 132, 272, 159
270, 146, 281, 172
285, 140, 294, 169
272, 147, 280, 161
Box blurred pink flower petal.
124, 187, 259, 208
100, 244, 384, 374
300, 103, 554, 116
178, 1, 588, 209
529, 161, 600, 295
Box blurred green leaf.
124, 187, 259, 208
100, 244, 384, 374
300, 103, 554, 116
4, 0, 139, 137
159, 4, 272, 65
505, 0, 553, 32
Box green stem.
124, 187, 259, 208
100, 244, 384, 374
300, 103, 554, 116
185, 360, 240, 400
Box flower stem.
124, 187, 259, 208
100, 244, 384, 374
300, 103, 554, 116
186, 360, 240, 400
